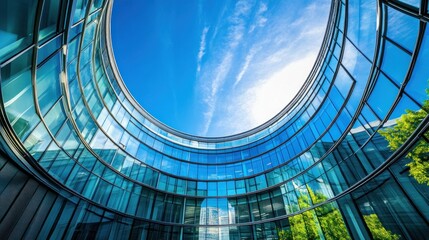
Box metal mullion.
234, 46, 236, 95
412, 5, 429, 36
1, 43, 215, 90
31, 0, 48, 122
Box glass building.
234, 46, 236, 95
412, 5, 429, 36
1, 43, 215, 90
0, 0, 428, 239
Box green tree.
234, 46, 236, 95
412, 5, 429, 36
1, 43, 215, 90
317, 209, 350, 240
288, 209, 319, 240
309, 188, 350, 240
277, 192, 320, 240
378, 100, 429, 185
363, 214, 400, 240
277, 228, 292, 240
278, 187, 351, 240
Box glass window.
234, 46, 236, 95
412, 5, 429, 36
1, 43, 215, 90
1, 50, 39, 140
390, 94, 421, 120
23, 122, 52, 160
357, 174, 428, 239
0, 0, 38, 61
381, 41, 411, 85
387, 6, 419, 52
151, 193, 165, 221
188, 164, 197, 179
258, 194, 274, 220
37, 35, 62, 64
82, 21, 97, 48
252, 158, 264, 174
271, 191, 286, 217
208, 182, 217, 196
249, 196, 261, 221
176, 179, 185, 194
187, 181, 196, 195
37, 52, 62, 115
218, 181, 227, 196
49, 149, 74, 182
198, 165, 208, 180
227, 181, 236, 196
73, 0, 89, 24
218, 198, 229, 224
39, 0, 63, 42
342, 40, 372, 88
91, 0, 104, 11
405, 27, 429, 105
78, 148, 97, 170
347, 0, 377, 58
197, 181, 207, 196
66, 164, 89, 193
397, 0, 420, 7
368, 73, 398, 120
67, 35, 81, 63
184, 199, 196, 224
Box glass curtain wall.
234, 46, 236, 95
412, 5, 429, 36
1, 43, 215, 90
0, 0, 428, 239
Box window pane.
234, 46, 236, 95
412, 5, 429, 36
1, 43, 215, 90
405, 27, 429, 105
1, 50, 39, 140
39, 0, 63, 42
0, 0, 38, 61
381, 41, 411, 85
73, 0, 90, 24
37, 52, 62, 115
387, 6, 419, 52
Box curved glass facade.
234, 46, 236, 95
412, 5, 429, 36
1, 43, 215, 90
0, 0, 428, 239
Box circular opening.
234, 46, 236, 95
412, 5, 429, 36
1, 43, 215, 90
111, 0, 330, 137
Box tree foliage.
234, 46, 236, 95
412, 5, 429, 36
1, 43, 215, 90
309, 188, 350, 240
378, 100, 429, 185
363, 214, 400, 240
277, 228, 292, 240
277, 187, 350, 240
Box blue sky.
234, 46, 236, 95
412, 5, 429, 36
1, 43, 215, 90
112, 0, 330, 137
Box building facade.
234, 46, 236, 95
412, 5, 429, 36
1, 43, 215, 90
0, 0, 428, 239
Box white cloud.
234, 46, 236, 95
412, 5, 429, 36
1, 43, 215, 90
199, 0, 255, 135
213, 53, 317, 135
201, 51, 234, 136
198, 0, 330, 136
259, 2, 268, 14
249, 2, 268, 33
245, 53, 317, 125
234, 46, 258, 87
197, 27, 209, 72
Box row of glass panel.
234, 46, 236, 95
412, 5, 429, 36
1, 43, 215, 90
2, 0, 427, 202
2, 140, 428, 239
0, 0, 424, 153
74, 0, 422, 185
29, 4, 348, 208
0, 0, 104, 64
95, 2, 344, 152
1, 0, 428, 225
49, 0, 428, 216
15, 117, 412, 225
96, 21, 345, 162
0, 1, 428, 239
68, 6, 349, 184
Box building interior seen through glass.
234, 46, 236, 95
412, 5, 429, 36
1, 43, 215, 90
0, 0, 429, 239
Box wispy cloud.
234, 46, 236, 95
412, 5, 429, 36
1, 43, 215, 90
234, 46, 258, 87
199, 0, 254, 135
197, 27, 209, 72
201, 52, 233, 135
206, 0, 330, 136
249, 2, 268, 33
213, 53, 317, 134
197, 0, 330, 136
